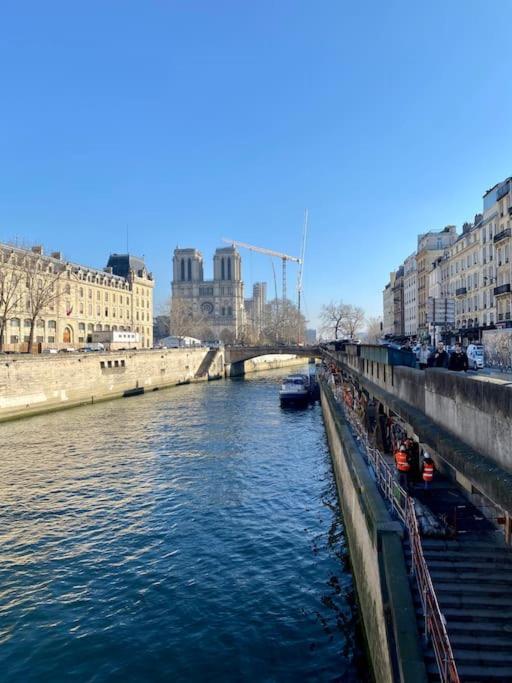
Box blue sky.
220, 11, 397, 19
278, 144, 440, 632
1, 1, 511, 328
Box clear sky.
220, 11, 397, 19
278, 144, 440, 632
1, 1, 511, 328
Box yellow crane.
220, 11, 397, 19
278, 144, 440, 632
222, 237, 301, 304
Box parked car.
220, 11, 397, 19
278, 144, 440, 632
204, 340, 224, 349
79, 343, 105, 352
467, 344, 485, 370
42, 348, 58, 354
59, 347, 76, 353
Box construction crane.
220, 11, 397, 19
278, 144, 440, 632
296, 209, 308, 317
222, 237, 301, 304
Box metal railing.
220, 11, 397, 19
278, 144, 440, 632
330, 383, 459, 683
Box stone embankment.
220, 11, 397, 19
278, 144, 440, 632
320, 378, 427, 683
0, 349, 305, 422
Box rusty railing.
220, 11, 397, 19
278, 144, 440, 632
329, 382, 460, 683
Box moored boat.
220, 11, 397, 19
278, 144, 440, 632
279, 374, 310, 406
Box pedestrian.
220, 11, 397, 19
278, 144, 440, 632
366, 399, 377, 433
394, 442, 411, 492
448, 342, 469, 372
418, 342, 430, 370
421, 453, 435, 490
401, 339, 413, 352
429, 342, 449, 368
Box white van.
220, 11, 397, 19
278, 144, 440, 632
467, 344, 484, 370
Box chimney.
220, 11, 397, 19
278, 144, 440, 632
51, 251, 62, 260
31, 245, 43, 255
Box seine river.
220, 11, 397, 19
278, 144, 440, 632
0, 368, 364, 682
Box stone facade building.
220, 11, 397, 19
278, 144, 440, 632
416, 226, 458, 337
403, 253, 418, 336
0, 244, 154, 350
382, 273, 396, 336
382, 175, 512, 343
392, 265, 404, 336
483, 178, 512, 329
171, 246, 246, 341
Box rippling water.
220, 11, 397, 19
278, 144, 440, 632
0, 368, 364, 682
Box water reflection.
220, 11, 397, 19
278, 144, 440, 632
0, 370, 364, 682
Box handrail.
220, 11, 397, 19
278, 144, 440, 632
327, 380, 460, 683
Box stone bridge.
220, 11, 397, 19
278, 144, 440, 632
224, 344, 323, 365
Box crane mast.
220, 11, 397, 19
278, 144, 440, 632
222, 238, 301, 304
297, 208, 308, 317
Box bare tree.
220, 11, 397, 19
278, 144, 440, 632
0, 255, 23, 350
342, 304, 366, 339
319, 301, 347, 340
23, 254, 65, 352
262, 299, 306, 344
169, 297, 206, 338
320, 301, 366, 340
365, 316, 383, 344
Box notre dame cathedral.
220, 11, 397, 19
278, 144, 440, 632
171, 246, 246, 341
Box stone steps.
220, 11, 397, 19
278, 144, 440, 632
405, 533, 512, 681
426, 660, 512, 681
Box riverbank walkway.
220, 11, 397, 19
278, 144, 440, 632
329, 382, 512, 683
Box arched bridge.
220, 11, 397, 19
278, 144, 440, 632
224, 344, 323, 364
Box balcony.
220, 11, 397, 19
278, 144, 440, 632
493, 228, 511, 244
493, 283, 511, 297
455, 287, 467, 296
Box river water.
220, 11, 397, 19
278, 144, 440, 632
0, 368, 364, 682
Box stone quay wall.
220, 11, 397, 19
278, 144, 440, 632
336, 347, 512, 520
320, 378, 427, 683
0, 348, 224, 422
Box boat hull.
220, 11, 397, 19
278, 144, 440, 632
279, 391, 310, 406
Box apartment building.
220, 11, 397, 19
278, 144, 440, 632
416, 226, 458, 337
403, 253, 418, 336
0, 244, 154, 350
447, 217, 485, 341
484, 178, 512, 328
382, 175, 512, 344
382, 273, 396, 336
392, 265, 405, 336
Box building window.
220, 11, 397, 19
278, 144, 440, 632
227, 258, 232, 280
187, 258, 192, 281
